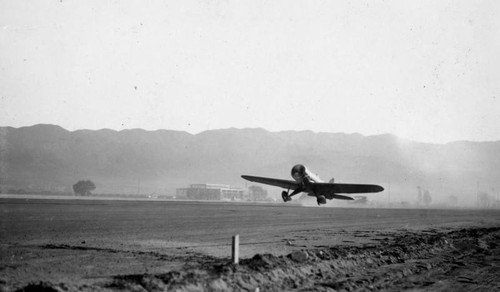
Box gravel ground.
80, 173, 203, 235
1, 198, 499, 291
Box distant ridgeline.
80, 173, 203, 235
1, 124, 499, 206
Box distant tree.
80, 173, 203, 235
248, 185, 268, 201
478, 192, 491, 208
416, 186, 423, 205
8, 188, 27, 194
423, 190, 432, 206
73, 180, 96, 196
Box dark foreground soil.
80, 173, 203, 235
2, 199, 500, 291
5, 226, 500, 291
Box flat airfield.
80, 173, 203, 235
1, 197, 500, 291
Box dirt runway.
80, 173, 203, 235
1, 198, 499, 291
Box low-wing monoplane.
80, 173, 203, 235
242, 164, 384, 205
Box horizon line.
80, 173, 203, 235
2, 123, 500, 145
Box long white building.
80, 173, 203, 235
176, 184, 247, 201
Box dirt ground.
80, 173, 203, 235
1, 197, 499, 291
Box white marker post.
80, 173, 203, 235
232, 234, 239, 264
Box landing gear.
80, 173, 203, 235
282, 187, 303, 203
282, 191, 291, 202
316, 195, 326, 205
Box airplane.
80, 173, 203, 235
241, 164, 384, 205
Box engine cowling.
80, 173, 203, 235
291, 164, 306, 182
317, 195, 326, 205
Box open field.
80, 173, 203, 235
1, 197, 500, 291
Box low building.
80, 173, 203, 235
176, 184, 247, 201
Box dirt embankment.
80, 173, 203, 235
9, 226, 500, 292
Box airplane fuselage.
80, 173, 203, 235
291, 164, 322, 183
290, 164, 323, 195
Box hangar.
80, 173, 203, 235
176, 184, 247, 201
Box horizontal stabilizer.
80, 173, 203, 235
327, 193, 354, 200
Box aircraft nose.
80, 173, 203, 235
291, 164, 306, 179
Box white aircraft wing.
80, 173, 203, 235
241, 175, 300, 190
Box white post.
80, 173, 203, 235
232, 234, 239, 264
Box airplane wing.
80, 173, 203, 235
315, 182, 384, 194
241, 175, 300, 190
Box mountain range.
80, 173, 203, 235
1, 124, 499, 205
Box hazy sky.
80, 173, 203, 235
1, 0, 499, 143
